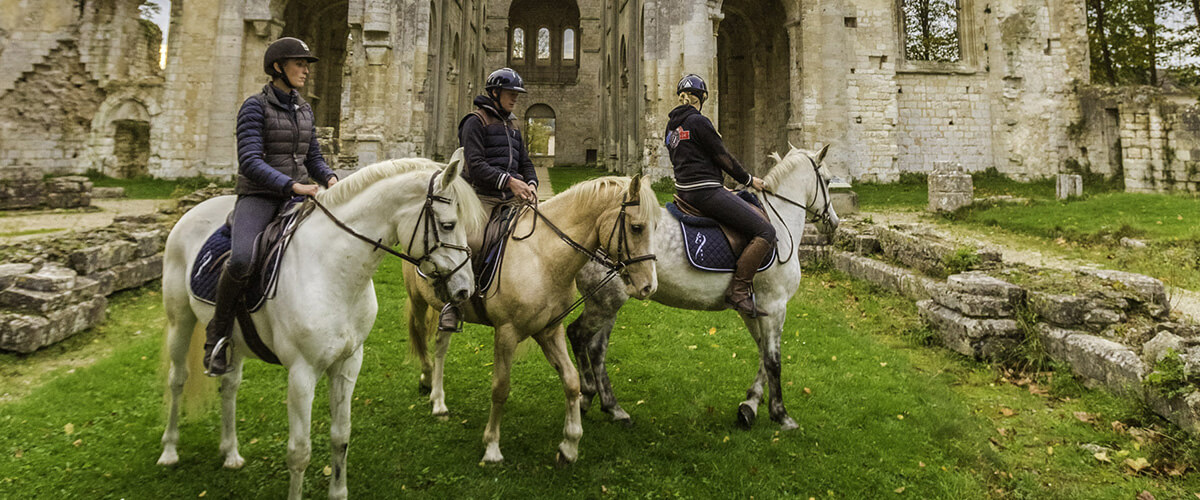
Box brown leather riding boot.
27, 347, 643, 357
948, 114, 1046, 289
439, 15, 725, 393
725, 237, 773, 318
203, 267, 247, 377
438, 303, 462, 333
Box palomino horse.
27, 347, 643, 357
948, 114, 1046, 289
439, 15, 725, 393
405, 175, 660, 464
157, 157, 484, 499
567, 145, 839, 430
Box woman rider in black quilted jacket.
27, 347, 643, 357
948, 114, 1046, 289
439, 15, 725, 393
203, 37, 338, 376
664, 74, 776, 317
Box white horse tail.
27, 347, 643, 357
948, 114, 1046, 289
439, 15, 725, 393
179, 322, 216, 414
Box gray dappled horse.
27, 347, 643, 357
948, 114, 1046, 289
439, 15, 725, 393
568, 145, 839, 429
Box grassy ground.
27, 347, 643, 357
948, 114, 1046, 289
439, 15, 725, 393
78, 171, 232, 199
3, 264, 1200, 497
855, 172, 1200, 291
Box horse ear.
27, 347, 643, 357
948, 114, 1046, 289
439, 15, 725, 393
768, 152, 782, 163
787, 141, 797, 153
442, 148, 465, 190
629, 174, 642, 199
816, 144, 831, 165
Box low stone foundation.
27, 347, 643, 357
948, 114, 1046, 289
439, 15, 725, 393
0, 213, 169, 353
0, 171, 93, 210
811, 219, 1200, 436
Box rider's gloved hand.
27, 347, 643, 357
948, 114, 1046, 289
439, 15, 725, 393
507, 177, 537, 202
751, 177, 766, 191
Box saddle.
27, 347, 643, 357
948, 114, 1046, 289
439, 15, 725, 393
189, 197, 315, 365
666, 191, 776, 272
475, 202, 522, 295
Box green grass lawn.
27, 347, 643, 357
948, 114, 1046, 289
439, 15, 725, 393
79, 172, 232, 200
4, 265, 1200, 497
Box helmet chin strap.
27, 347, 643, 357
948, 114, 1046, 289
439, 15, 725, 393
275, 62, 298, 90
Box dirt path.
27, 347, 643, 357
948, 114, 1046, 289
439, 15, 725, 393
859, 209, 1200, 323
0, 199, 171, 244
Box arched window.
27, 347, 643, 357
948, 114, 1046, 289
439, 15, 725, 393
562, 28, 575, 61
525, 104, 556, 156
512, 27, 525, 60
536, 28, 551, 60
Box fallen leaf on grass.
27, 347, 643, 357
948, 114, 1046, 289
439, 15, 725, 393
249, 438, 258, 445
918, 462, 926, 467
999, 408, 1016, 417
708, 327, 717, 335
1137, 491, 1155, 500
1163, 462, 1188, 476
1073, 412, 1095, 423
996, 428, 1009, 436
880, 362, 888, 367
64, 423, 74, 435
1028, 384, 1048, 396
13, 449, 22, 458
803, 387, 811, 395
198, 491, 206, 498
323, 465, 332, 476
723, 436, 730, 443
1124, 457, 1151, 473
1093, 451, 1111, 463
894, 486, 906, 494
1112, 421, 1127, 434
72, 439, 82, 447
687, 345, 698, 350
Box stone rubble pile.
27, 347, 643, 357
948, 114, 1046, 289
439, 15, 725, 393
0, 171, 93, 209
814, 220, 1200, 435
0, 214, 168, 353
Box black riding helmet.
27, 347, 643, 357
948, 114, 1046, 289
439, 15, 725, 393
485, 67, 527, 97
264, 37, 319, 87
677, 74, 708, 104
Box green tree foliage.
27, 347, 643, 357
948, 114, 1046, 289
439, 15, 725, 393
903, 0, 962, 63
1089, 0, 1200, 87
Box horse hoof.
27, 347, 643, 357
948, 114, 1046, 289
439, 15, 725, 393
776, 415, 799, 431
736, 403, 756, 429
614, 416, 634, 429
555, 451, 576, 468
435, 413, 450, 422
156, 451, 179, 467
223, 453, 245, 469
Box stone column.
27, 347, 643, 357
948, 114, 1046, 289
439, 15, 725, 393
1056, 174, 1082, 199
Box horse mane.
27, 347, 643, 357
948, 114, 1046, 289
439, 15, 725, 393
762, 146, 815, 191
543, 176, 662, 225
316, 157, 486, 234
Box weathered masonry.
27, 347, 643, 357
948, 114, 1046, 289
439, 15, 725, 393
2, 1, 1197, 192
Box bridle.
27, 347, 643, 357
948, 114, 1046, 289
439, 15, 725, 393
760, 153, 836, 264
309, 170, 472, 289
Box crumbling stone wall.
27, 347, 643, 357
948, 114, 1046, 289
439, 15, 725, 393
0, 213, 168, 353
0, 173, 94, 210
823, 221, 1200, 436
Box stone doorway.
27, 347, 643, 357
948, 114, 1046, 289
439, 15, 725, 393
112, 120, 150, 178
280, 0, 348, 139
717, 0, 790, 177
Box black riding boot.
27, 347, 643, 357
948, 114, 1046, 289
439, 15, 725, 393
438, 303, 462, 332
203, 267, 247, 376
726, 237, 773, 318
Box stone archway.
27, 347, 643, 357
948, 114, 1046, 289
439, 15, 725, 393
525, 103, 556, 167
279, 0, 349, 137
89, 94, 159, 178
717, 0, 789, 177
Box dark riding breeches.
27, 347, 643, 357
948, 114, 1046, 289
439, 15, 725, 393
228, 195, 283, 279
676, 187, 777, 244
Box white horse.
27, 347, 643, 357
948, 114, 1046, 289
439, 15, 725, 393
406, 175, 660, 465
157, 156, 484, 499
567, 145, 839, 429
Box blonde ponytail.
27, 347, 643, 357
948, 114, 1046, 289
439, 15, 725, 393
678, 92, 701, 108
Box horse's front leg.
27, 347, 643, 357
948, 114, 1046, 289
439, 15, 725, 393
534, 324, 583, 465
286, 362, 319, 500
219, 355, 246, 469
588, 326, 632, 426
482, 327, 518, 463
738, 314, 769, 429
759, 308, 797, 430
565, 316, 598, 411
430, 330, 453, 419
327, 349, 363, 500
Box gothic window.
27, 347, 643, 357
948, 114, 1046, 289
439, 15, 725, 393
512, 27, 525, 60
537, 28, 551, 60
563, 28, 575, 61
901, 0, 962, 63
507, 0, 580, 84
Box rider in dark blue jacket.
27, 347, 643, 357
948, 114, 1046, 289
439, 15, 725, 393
666, 74, 776, 317
204, 37, 338, 376
437, 67, 538, 332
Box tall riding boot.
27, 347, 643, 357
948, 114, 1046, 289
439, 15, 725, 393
726, 237, 773, 318
203, 267, 247, 376
438, 303, 462, 333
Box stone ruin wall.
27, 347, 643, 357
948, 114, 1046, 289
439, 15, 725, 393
0, 0, 163, 177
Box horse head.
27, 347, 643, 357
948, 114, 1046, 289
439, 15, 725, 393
597, 174, 661, 300
405, 149, 485, 304
764, 144, 839, 236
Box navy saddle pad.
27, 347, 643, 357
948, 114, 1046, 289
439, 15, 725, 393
666, 191, 776, 273
189, 199, 305, 312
